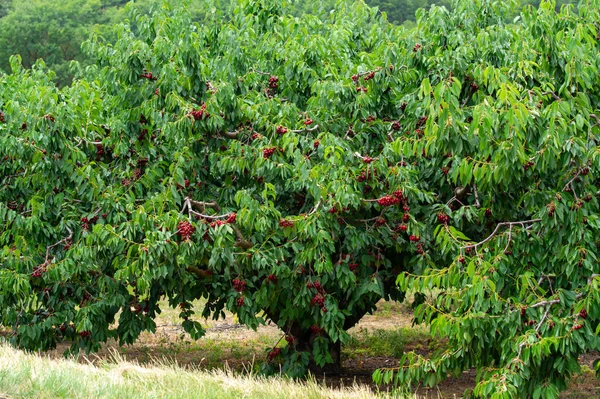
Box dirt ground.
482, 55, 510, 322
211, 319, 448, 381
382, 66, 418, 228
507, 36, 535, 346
7, 300, 600, 398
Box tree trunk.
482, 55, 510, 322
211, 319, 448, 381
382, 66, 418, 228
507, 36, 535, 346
288, 324, 343, 374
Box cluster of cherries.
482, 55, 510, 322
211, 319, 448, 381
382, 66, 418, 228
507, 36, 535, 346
208, 220, 226, 228
377, 195, 400, 207
177, 220, 196, 241
268, 75, 279, 89
132, 168, 143, 180
310, 325, 323, 334
362, 156, 374, 164
363, 71, 377, 81
266, 274, 278, 284
0, 111, 5, 123
139, 128, 149, 141
95, 144, 105, 160
81, 215, 99, 231
31, 262, 48, 278
225, 213, 237, 224
310, 293, 325, 308
437, 213, 451, 225
391, 121, 401, 131
190, 103, 208, 121
79, 331, 91, 339
356, 167, 376, 182
267, 347, 281, 362
374, 217, 386, 227
547, 202, 556, 217
396, 224, 408, 232
523, 160, 535, 171
232, 278, 247, 292
141, 72, 155, 80
263, 147, 277, 159
276, 125, 288, 135
285, 335, 296, 345
308, 281, 327, 312
279, 219, 294, 228
307, 280, 325, 293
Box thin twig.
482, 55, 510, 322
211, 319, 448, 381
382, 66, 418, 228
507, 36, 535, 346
221, 130, 242, 139
541, 91, 561, 102
304, 200, 322, 217
45, 227, 73, 263
563, 170, 581, 192
535, 307, 551, 332
186, 266, 212, 279
291, 124, 319, 133
252, 69, 272, 76
446, 196, 466, 208
502, 225, 513, 253
588, 274, 600, 284
357, 216, 383, 223
183, 197, 253, 249
529, 292, 585, 310
473, 185, 481, 208
189, 209, 231, 220
353, 152, 378, 162
188, 199, 221, 212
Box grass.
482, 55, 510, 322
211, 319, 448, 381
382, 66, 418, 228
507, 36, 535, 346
346, 327, 432, 359
0, 342, 420, 399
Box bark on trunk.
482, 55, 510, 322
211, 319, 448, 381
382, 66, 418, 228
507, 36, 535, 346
287, 323, 344, 374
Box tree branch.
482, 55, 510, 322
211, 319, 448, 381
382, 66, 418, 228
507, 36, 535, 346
220, 130, 242, 139
188, 199, 221, 212
231, 224, 254, 249
45, 227, 73, 263
305, 200, 322, 217
563, 170, 581, 192
541, 91, 561, 102
252, 68, 272, 76
291, 124, 319, 133
353, 67, 383, 79
460, 219, 542, 250
182, 197, 253, 249
189, 209, 231, 220
353, 152, 378, 162
186, 266, 212, 279
473, 185, 481, 208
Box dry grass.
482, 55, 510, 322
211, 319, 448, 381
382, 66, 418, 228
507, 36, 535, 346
0, 342, 421, 399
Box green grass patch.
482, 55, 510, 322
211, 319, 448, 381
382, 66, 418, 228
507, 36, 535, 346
346, 327, 432, 358
0, 342, 421, 399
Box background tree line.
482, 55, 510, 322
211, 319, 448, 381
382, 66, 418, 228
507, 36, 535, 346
0, 0, 580, 85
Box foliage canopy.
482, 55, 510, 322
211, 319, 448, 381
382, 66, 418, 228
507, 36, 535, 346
1, 0, 600, 398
